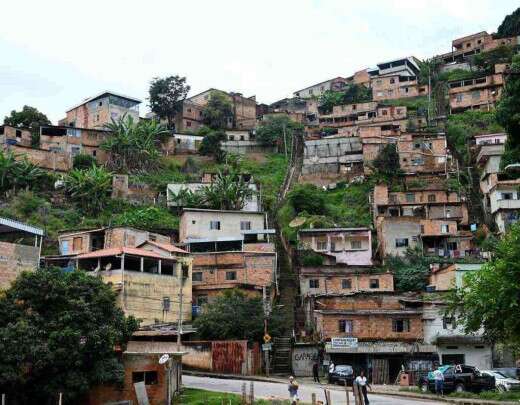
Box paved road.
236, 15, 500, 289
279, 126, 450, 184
183, 375, 445, 404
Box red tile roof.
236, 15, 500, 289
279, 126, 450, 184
138, 240, 188, 254
76, 247, 175, 260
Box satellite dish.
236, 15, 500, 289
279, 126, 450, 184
159, 354, 170, 365
289, 217, 306, 228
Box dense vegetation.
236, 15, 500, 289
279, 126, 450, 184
318, 84, 372, 114
0, 268, 138, 404
496, 7, 520, 38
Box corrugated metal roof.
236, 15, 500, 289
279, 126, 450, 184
0, 217, 44, 236
66, 90, 141, 112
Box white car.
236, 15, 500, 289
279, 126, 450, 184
481, 370, 520, 392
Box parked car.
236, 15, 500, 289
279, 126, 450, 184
328, 365, 354, 385
419, 365, 495, 393
493, 368, 520, 380
481, 370, 520, 392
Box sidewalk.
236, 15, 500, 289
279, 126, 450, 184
183, 370, 520, 404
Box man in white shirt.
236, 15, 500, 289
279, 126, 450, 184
433, 366, 445, 396
355, 370, 371, 405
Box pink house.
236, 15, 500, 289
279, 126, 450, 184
297, 228, 372, 266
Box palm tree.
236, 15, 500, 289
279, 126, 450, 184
200, 170, 253, 210
63, 165, 113, 214
102, 115, 169, 173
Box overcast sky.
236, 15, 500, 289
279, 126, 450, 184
0, 0, 518, 123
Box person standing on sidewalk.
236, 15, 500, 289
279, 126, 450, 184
288, 376, 299, 404
312, 361, 320, 383
433, 365, 445, 397
355, 370, 371, 405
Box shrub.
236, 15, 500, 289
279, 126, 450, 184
73, 153, 97, 170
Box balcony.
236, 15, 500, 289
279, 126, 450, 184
476, 144, 504, 165
495, 198, 520, 212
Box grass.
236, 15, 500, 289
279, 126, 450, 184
401, 386, 520, 401
174, 388, 301, 405
380, 96, 429, 112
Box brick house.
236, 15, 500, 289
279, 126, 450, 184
448, 67, 505, 114
0, 217, 43, 290
297, 228, 372, 266
39, 125, 111, 164
293, 77, 348, 99
185, 89, 257, 130
0, 125, 32, 147
84, 350, 184, 405
311, 292, 436, 383
318, 102, 408, 129
371, 75, 428, 102
59, 91, 141, 129
191, 249, 277, 309
56, 226, 172, 257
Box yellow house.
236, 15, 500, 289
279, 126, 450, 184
76, 246, 192, 326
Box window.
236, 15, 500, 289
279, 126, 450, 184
443, 317, 456, 329
92, 150, 97, 157
209, 221, 221, 230
240, 135, 245, 141
61, 240, 69, 255
471, 90, 480, 101
240, 221, 251, 230
339, 319, 354, 334
342, 279, 352, 289
98, 101, 103, 107
395, 238, 409, 248
229, 135, 235, 141
187, 108, 192, 113
309, 89, 314, 95
390, 78, 395, 84
330, 241, 337, 252
369, 279, 380, 289
420, 225, 425, 234
501, 192, 513, 200
192, 272, 203, 282
392, 319, 410, 332
162, 297, 171, 311
441, 224, 449, 234
447, 241, 458, 251
226, 271, 237, 281
309, 279, 319, 289
186, 121, 192, 127
15, 129, 22, 138
72, 237, 83, 251
414, 142, 421, 149
405, 193, 415, 203
316, 240, 327, 251
428, 194, 436, 203
382, 110, 388, 116
456, 94, 463, 102
132, 371, 158, 385
350, 240, 361, 249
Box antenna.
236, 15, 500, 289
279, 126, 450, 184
159, 354, 170, 365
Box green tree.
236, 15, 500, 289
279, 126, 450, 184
287, 184, 327, 216
112, 206, 178, 230
73, 153, 97, 170
371, 143, 403, 181
0, 268, 138, 404
102, 116, 169, 173
193, 289, 286, 341
3, 105, 51, 147
198, 129, 227, 162
446, 223, 520, 349
201, 91, 233, 130
63, 165, 113, 215
496, 7, 520, 38
318, 84, 372, 114
496, 54, 520, 169
0, 151, 53, 195
148, 75, 190, 130
472, 45, 515, 73
385, 248, 431, 291
256, 115, 304, 153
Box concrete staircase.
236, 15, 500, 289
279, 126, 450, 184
272, 336, 292, 374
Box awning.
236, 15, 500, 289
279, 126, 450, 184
0, 216, 44, 236
326, 341, 436, 354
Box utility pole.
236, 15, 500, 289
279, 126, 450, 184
283, 123, 288, 158
177, 270, 184, 352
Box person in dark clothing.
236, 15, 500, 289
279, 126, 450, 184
312, 361, 320, 383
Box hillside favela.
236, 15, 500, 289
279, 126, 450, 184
1, 2, 520, 404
